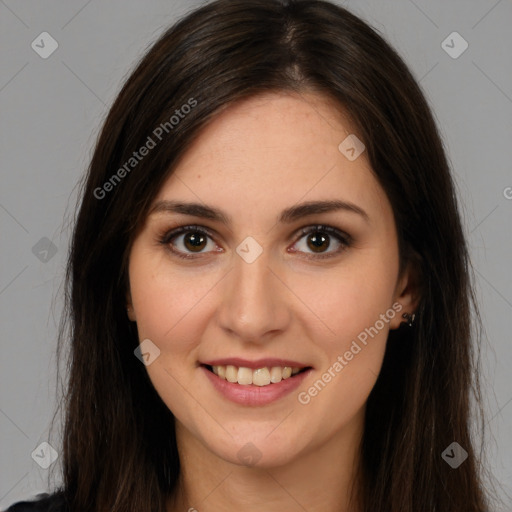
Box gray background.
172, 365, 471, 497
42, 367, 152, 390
1, 0, 511, 509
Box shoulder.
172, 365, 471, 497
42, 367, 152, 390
4, 491, 67, 512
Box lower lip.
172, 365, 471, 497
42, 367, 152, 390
201, 365, 313, 406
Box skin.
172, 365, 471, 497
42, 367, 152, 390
126, 91, 420, 512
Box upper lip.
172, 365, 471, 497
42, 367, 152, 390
201, 357, 312, 370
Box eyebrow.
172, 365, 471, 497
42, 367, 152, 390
149, 199, 370, 225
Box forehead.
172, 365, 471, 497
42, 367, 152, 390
174, 91, 357, 169
152, 91, 390, 226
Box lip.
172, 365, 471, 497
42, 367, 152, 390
200, 365, 313, 406
201, 357, 310, 370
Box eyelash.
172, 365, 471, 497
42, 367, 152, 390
158, 224, 352, 261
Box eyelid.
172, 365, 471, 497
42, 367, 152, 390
159, 224, 219, 260
290, 225, 352, 259
160, 224, 215, 244
159, 223, 352, 260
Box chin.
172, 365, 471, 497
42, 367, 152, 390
208, 428, 307, 469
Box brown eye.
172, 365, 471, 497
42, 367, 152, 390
306, 232, 331, 253
160, 226, 218, 259
160, 224, 351, 261
182, 232, 208, 252
291, 225, 351, 259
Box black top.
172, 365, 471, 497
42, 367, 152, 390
5, 492, 67, 512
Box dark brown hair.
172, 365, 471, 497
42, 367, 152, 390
45, 0, 494, 510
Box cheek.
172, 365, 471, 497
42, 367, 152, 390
290, 251, 398, 342
302, 272, 392, 377
128, 258, 217, 420
129, 250, 215, 346
291, 252, 397, 418
294, 301, 391, 439
128, 255, 215, 412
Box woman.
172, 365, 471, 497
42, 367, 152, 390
7, 0, 493, 510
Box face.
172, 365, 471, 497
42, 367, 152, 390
126, 91, 418, 468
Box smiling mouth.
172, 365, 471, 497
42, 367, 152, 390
202, 364, 312, 387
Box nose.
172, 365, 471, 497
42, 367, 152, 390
216, 247, 291, 344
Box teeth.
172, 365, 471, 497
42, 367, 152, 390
253, 368, 270, 386
237, 367, 253, 385
210, 364, 304, 386
270, 366, 282, 383
225, 365, 238, 383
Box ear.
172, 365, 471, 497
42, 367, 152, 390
126, 287, 137, 322
389, 256, 422, 330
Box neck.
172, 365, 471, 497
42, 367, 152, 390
167, 410, 365, 512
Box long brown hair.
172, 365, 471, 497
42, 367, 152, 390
46, 0, 493, 510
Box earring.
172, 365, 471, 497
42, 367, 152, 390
402, 312, 416, 327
